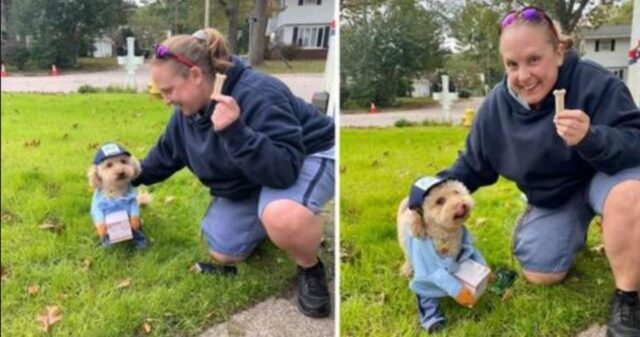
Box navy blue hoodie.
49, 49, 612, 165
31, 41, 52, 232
133, 56, 334, 200
438, 50, 640, 208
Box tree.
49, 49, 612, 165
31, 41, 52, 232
341, 0, 445, 107
217, 0, 241, 53
587, 0, 633, 28
12, 0, 128, 68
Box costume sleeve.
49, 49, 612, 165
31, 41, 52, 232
90, 192, 105, 225
437, 105, 499, 192
129, 193, 140, 218
133, 112, 186, 186
573, 83, 640, 174
216, 100, 304, 189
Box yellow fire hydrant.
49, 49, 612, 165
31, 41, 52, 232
462, 108, 476, 128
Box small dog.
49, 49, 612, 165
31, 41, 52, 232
88, 143, 147, 249
397, 179, 475, 276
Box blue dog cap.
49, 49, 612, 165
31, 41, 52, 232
408, 176, 448, 210
93, 143, 130, 165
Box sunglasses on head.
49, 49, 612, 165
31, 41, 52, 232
501, 7, 558, 38
155, 45, 196, 68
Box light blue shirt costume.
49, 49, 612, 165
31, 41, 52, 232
90, 187, 139, 225
406, 176, 488, 331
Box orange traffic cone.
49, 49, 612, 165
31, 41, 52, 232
50, 64, 59, 76
370, 102, 378, 114
0, 64, 7, 77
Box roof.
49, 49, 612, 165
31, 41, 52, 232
582, 25, 631, 39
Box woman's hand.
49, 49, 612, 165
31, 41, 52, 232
554, 109, 590, 146
211, 95, 241, 131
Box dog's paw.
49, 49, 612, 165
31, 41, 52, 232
400, 262, 413, 277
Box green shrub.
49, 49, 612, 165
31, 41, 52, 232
394, 119, 416, 127
2, 42, 31, 70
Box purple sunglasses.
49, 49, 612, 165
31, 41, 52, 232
501, 7, 558, 38
155, 45, 196, 68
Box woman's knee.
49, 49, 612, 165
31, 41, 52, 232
523, 270, 567, 285
261, 199, 316, 233
603, 181, 640, 223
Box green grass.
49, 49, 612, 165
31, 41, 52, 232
340, 127, 612, 337
255, 60, 326, 74
341, 96, 439, 114
1, 93, 333, 336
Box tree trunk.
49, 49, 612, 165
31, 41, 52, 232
249, 0, 268, 66
217, 0, 240, 53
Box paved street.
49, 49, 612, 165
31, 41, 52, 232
0, 63, 324, 102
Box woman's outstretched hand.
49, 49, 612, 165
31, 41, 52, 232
211, 95, 240, 131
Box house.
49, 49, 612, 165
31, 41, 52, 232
93, 36, 114, 58
267, 0, 335, 59
580, 24, 631, 83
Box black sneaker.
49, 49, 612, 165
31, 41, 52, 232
427, 320, 445, 334
297, 259, 330, 318
607, 293, 640, 337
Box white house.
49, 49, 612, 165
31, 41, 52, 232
93, 36, 114, 58
580, 24, 631, 83
267, 0, 334, 59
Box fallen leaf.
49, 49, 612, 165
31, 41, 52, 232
87, 142, 99, 150
116, 278, 131, 289
164, 196, 175, 204
143, 319, 152, 333
80, 259, 91, 272
591, 244, 605, 255
502, 289, 514, 301
371, 159, 379, 167
189, 263, 202, 273
339, 165, 347, 173
1, 265, 6, 281
36, 305, 62, 333
27, 284, 40, 296
23, 139, 41, 147
596, 278, 604, 285
62, 133, 69, 139
378, 292, 386, 304
39, 222, 59, 231
475, 218, 488, 226
59, 293, 69, 300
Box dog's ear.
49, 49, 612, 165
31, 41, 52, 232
409, 209, 428, 239
130, 156, 142, 179
88, 165, 102, 189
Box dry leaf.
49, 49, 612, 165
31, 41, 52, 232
371, 159, 379, 167
378, 292, 386, 305
143, 319, 153, 333
116, 278, 131, 289
27, 284, 40, 296
1, 265, 7, 282
87, 142, 99, 150
36, 305, 62, 333
502, 289, 514, 301
39, 222, 59, 230
23, 139, 41, 147
475, 218, 488, 226
164, 196, 176, 204
340, 165, 347, 173
591, 244, 605, 255
59, 293, 69, 300
80, 259, 91, 272
189, 263, 202, 273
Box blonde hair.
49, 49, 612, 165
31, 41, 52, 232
500, 15, 575, 52
152, 28, 233, 78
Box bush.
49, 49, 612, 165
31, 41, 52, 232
458, 89, 472, 98
278, 44, 301, 60
78, 85, 137, 94
394, 119, 417, 127
2, 42, 31, 70
78, 85, 101, 94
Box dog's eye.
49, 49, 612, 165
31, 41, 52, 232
120, 159, 127, 164
436, 197, 445, 205
106, 162, 113, 168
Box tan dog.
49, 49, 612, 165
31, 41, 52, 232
396, 180, 474, 277
88, 152, 142, 238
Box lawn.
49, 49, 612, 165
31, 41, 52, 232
341, 96, 439, 114
340, 127, 612, 337
1, 93, 334, 336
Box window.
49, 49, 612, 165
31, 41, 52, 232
298, 0, 321, 5
292, 25, 330, 48
612, 68, 624, 80
596, 39, 616, 52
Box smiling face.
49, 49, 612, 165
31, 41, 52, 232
151, 61, 211, 116
499, 24, 564, 107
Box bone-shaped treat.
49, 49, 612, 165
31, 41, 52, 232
211, 73, 227, 99
553, 89, 566, 115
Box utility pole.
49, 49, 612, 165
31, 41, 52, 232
204, 0, 210, 28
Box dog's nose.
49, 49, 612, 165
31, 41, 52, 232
454, 203, 468, 218
117, 172, 126, 179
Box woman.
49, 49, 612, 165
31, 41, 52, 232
133, 28, 335, 318
437, 7, 640, 336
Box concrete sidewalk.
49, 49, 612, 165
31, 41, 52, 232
0, 63, 323, 102
340, 97, 485, 128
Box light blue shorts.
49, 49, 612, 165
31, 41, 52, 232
513, 166, 640, 273
201, 156, 335, 258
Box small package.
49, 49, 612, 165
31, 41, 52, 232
453, 259, 491, 300
105, 210, 133, 243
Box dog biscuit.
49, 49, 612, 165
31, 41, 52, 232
553, 89, 566, 115
211, 73, 227, 99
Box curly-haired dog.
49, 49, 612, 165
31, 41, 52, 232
88, 143, 147, 249
396, 177, 488, 333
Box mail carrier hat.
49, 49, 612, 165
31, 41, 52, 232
93, 143, 131, 165
408, 176, 449, 210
